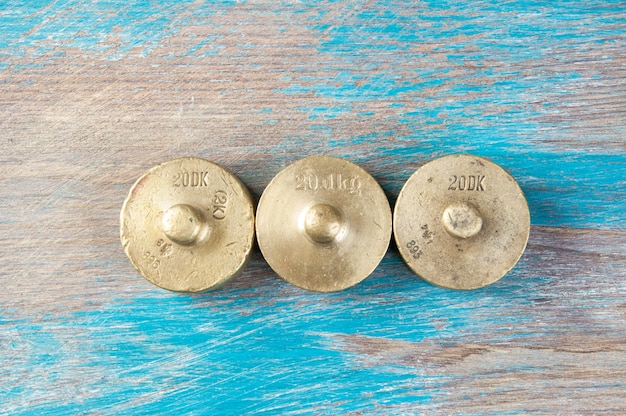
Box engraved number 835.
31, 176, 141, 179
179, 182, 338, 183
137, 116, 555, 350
406, 240, 423, 259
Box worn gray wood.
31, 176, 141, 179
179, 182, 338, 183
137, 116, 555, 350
1, 1, 625, 414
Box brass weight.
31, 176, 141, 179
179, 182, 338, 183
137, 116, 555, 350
393, 155, 530, 290
256, 156, 392, 292
120, 157, 255, 292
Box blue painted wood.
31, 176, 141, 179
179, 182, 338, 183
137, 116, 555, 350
1, 1, 625, 414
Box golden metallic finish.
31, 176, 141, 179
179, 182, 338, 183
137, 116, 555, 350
120, 157, 254, 292
256, 156, 392, 292
442, 202, 483, 239
394, 155, 530, 290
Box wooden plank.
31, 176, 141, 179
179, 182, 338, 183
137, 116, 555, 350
1, 1, 625, 413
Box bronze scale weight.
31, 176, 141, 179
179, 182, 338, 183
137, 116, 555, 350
393, 154, 530, 290
120, 157, 255, 292
256, 156, 393, 292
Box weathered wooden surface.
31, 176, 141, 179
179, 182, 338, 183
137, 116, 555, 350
1, 1, 625, 414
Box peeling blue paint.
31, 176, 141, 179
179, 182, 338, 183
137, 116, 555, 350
6, 259, 548, 413
1, 0, 625, 413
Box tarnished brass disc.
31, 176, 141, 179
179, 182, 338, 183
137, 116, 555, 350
120, 157, 254, 292
256, 156, 392, 292
394, 155, 530, 290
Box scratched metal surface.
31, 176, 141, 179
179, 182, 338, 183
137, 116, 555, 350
1, 1, 625, 414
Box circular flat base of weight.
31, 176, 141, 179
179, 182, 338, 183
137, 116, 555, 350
120, 157, 254, 292
256, 156, 392, 292
393, 155, 530, 290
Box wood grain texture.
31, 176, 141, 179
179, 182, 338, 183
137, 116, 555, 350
1, 1, 625, 414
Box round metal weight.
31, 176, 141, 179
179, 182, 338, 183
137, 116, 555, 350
120, 157, 255, 292
393, 155, 530, 290
256, 156, 392, 292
